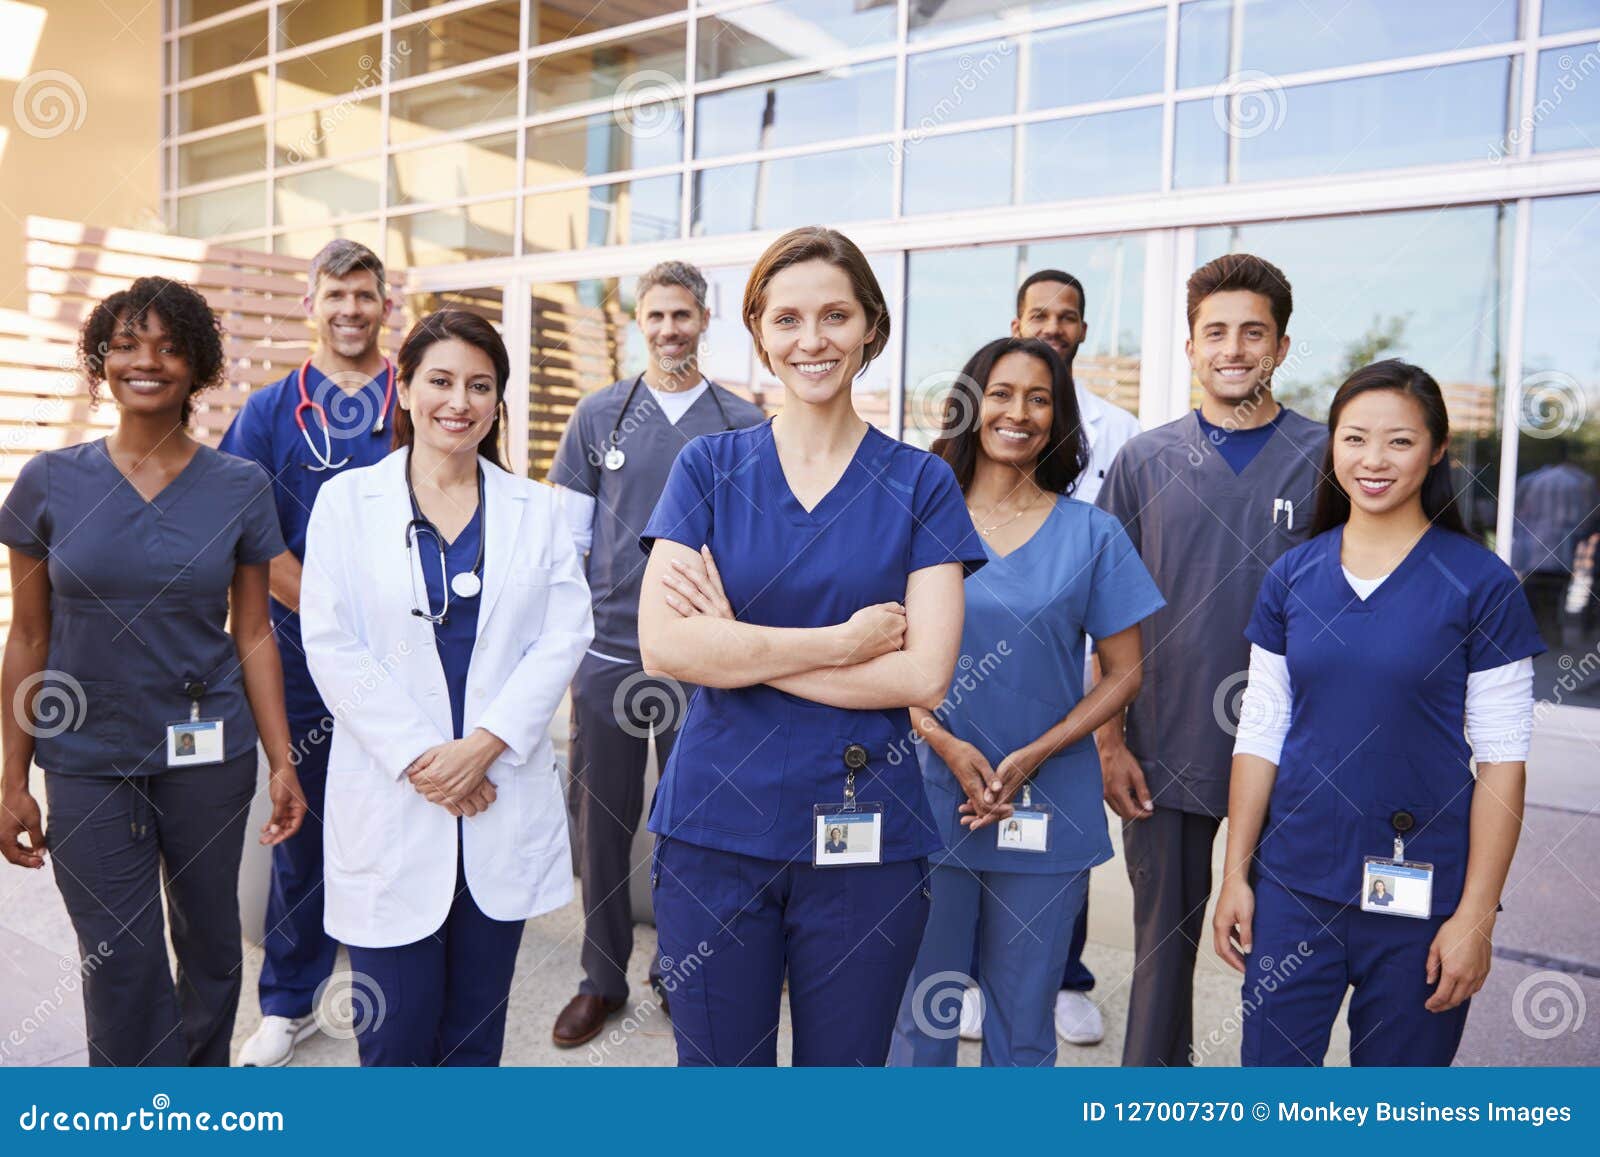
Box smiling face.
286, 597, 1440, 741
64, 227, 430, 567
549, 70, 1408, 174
102, 309, 193, 419
1332, 388, 1446, 521
977, 350, 1054, 473
1373, 880, 1387, 897
638, 283, 708, 378
307, 268, 390, 362
756, 259, 877, 406
1012, 280, 1086, 368
397, 337, 501, 461
1186, 289, 1290, 408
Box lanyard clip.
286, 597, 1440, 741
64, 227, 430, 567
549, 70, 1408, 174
842, 743, 868, 808
1021, 781, 1033, 810
1389, 809, 1414, 863
184, 679, 206, 723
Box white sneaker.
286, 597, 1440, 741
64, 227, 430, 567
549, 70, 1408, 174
1054, 990, 1104, 1045
237, 1014, 318, 1067
958, 987, 984, 1041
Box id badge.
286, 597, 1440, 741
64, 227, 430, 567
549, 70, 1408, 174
167, 718, 225, 767
1362, 856, 1433, 919
813, 803, 883, 867
997, 806, 1050, 852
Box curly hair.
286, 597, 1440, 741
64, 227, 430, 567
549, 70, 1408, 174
79, 276, 226, 425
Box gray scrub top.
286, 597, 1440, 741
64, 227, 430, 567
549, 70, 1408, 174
0, 440, 285, 775
549, 377, 765, 662
1096, 407, 1326, 817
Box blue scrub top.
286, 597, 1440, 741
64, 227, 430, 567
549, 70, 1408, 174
1246, 524, 1545, 914
919, 498, 1165, 874
419, 498, 483, 741
0, 440, 285, 775
640, 421, 988, 864
218, 364, 395, 724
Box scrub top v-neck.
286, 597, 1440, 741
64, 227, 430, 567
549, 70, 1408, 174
640, 421, 988, 863
1245, 523, 1544, 912
418, 497, 484, 741
0, 439, 286, 775
919, 498, 1164, 873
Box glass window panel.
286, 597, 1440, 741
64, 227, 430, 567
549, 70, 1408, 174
276, 36, 383, 111
902, 234, 1143, 446
696, 63, 895, 159
529, 28, 685, 115
177, 180, 267, 237
177, 70, 266, 134
392, 1, 521, 82
389, 199, 517, 266
275, 99, 383, 166
273, 219, 383, 259
178, 124, 266, 186
1532, 46, 1600, 154
1514, 193, 1600, 688
696, 0, 897, 82
274, 160, 382, 228
908, 0, 1101, 42
1177, 0, 1517, 86
902, 127, 1013, 215
905, 39, 1018, 130
525, 104, 683, 187
525, 176, 681, 252
690, 145, 892, 236
527, 0, 687, 46
390, 132, 519, 207
277, 2, 383, 50
1195, 204, 1509, 541
1543, 0, 1600, 34
391, 65, 520, 143
1175, 59, 1513, 186
1026, 9, 1166, 110
177, 11, 268, 81
178, 0, 254, 22
1021, 106, 1162, 202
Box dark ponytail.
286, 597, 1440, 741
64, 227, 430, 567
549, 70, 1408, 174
391, 309, 509, 470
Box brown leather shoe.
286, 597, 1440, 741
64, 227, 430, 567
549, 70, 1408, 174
552, 993, 626, 1048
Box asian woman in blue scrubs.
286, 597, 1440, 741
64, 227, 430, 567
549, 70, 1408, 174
301, 311, 592, 1066
888, 337, 1163, 1067
1215, 359, 1543, 1066
637, 227, 988, 1067
0, 277, 306, 1066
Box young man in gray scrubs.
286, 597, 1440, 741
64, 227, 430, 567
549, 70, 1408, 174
548, 262, 766, 1048
1094, 254, 1326, 1066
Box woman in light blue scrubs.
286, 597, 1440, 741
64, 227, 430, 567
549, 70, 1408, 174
0, 277, 305, 1066
1216, 360, 1543, 1066
888, 337, 1164, 1067
637, 227, 987, 1067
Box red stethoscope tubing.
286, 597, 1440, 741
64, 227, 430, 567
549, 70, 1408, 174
292, 357, 396, 470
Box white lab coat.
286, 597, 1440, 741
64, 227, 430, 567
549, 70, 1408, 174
300, 448, 593, 948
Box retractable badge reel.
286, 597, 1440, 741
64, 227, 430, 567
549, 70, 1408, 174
813, 743, 883, 867
997, 781, 1051, 852
1361, 808, 1434, 919
166, 679, 225, 768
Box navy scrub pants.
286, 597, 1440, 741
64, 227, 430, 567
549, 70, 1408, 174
891, 864, 1088, 1067
256, 715, 337, 1019
651, 837, 930, 1066
43, 752, 257, 1066
344, 830, 525, 1067
1240, 875, 1471, 1066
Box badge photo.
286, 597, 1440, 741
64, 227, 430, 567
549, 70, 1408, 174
167, 718, 225, 768
997, 807, 1050, 852
813, 805, 884, 867
1361, 857, 1433, 919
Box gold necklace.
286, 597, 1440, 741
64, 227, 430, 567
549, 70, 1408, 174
968, 493, 1044, 537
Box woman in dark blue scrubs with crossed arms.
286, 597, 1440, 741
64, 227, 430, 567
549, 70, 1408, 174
0, 277, 306, 1065
1215, 360, 1543, 1065
638, 227, 987, 1066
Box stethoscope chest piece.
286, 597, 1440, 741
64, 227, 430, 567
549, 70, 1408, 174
450, 571, 482, 599
603, 446, 626, 471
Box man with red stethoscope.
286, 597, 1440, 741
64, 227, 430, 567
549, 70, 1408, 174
217, 239, 397, 1066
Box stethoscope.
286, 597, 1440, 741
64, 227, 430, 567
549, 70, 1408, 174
404, 450, 484, 626
602, 374, 736, 471
296, 357, 397, 471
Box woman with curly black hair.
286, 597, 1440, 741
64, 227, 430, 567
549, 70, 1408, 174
0, 275, 307, 1066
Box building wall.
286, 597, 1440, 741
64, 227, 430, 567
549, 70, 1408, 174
0, 0, 163, 311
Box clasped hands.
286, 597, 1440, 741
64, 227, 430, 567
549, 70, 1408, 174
405, 729, 508, 816
926, 729, 1046, 830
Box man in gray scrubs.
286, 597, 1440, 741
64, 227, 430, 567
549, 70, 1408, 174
548, 261, 766, 1047
1095, 254, 1326, 1066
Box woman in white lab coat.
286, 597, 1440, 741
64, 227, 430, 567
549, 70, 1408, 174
300, 309, 592, 1066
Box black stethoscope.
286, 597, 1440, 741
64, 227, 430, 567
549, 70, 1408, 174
404, 450, 484, 626
296, 358, 397, 471
602, 374, 736, 471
